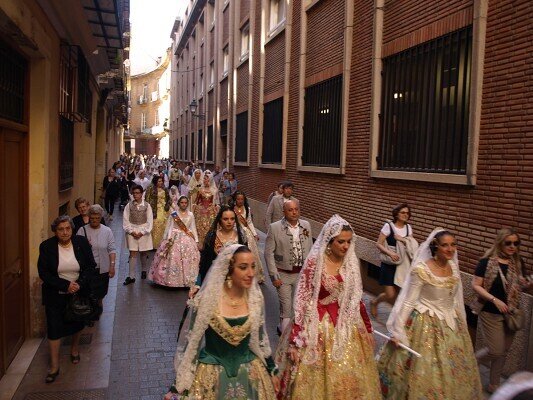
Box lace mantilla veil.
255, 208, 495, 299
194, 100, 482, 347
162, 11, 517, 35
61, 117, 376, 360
386, 227, 466, 345
202, 169, 220, 204
172, 244, 272, 393
291, 214, 364, 364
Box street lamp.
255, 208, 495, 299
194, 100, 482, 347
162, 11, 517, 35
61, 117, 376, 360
189, 98, 205, 119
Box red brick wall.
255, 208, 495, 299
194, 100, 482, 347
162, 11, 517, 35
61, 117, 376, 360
240, 0, 249, 20
220, 78, 229, 118
223, 7, 230, 43
264, 32, 285, 95
236, 63, 249, 111
306, 0, 345, 79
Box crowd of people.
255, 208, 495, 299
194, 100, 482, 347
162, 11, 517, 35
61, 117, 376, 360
36, 154, 532, 399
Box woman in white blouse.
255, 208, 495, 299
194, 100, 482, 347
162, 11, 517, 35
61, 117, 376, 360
377, 228, 482, 399
148, 195, 201, 287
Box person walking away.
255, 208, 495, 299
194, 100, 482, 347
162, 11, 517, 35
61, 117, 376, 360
123, 184, 153, 284
103, 168, 120, 221
264, 200, 312, 334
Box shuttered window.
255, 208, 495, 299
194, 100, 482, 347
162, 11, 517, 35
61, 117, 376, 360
0, 40, 27, 124
206, 125, 214, 161
302, 75, 342, 167
235, 111, 248, 162
59, 116, 74, 191
378, 26, 472, 174
197, 129, 203, 160
262, 98, 283, 164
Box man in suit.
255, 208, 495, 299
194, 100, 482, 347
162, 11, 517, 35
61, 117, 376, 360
264, 181, 297, 226
265, 200, 312, 333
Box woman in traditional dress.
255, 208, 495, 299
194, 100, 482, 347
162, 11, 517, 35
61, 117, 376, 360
189, 205, 247, 297
149, 196, 200, 288
188, 168, 203, 205
164, 245, 279, 400
276, 215, 380, 400
231, 191, 265, 283
192, 171, 219, 247
146, 175, 171, 249
377, 228, 483, 399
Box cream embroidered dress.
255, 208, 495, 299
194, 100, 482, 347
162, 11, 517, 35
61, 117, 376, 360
377, 261, 483, 399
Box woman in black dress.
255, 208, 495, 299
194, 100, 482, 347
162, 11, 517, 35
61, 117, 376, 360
38, 215, 96, 383
103, 168, 120, 220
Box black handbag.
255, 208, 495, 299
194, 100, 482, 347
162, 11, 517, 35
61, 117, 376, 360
64, 293, 97, 322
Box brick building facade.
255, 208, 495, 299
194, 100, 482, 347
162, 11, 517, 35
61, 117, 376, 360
170, 0, 532, 372
129, 49, 171, 156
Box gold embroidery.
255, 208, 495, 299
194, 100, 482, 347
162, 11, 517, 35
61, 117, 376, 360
415, 266, 458, 289
209, 313, 252, 346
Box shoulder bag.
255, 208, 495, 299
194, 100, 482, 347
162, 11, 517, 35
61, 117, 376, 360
379, 222, 406, 266
499, 266, 524, 332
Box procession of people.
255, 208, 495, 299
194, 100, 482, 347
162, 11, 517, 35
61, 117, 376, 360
36, 153, 531, 399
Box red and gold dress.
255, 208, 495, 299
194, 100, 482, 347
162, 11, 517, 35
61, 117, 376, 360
193, 188, 218, 246
276, 271, 381, 399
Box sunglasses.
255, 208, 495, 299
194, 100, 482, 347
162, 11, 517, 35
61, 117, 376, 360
504, 241, 520, 247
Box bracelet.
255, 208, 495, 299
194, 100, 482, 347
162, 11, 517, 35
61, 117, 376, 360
490, 297, 496, 303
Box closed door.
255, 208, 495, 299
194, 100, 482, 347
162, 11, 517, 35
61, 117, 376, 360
0, 129, 26, 376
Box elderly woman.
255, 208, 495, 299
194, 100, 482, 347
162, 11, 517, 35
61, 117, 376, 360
72, 198, 105, 233
38, 216, 96, 383
76, 205, 117, 306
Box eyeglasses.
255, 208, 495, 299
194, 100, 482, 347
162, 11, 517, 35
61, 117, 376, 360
504, 241, 520, 247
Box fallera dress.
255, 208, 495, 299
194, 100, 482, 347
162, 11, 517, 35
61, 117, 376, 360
183, 312, 276, 399
148, 211, 200, 287
193, 188, 218, 246
151, 188, 170, 248
377, 261, 483, 399
276, 269, 381, 399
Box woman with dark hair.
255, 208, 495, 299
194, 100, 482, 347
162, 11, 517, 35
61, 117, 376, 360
232, 191, 265, 283
472, 229, 530, 393
276, 215, 379, 399
145, 174, 171, 248
371, 203, 415, 317
378, 229, 482, 399
164, 245, 278, 399
72, 198, 105, 233
103, 168, 120, 221
189, 205, 247, 297
38, 215, 96, 383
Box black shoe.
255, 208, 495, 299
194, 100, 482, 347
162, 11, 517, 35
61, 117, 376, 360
45, 369, 60, 383
123, 277, 136, 285
141, 271, 147, 279
277, 326, 282, 336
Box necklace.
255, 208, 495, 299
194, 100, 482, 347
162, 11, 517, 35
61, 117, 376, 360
58, 241, 72, 248
326, 255, 343, 274
434, 258, 448, 269
222, 292, 247, 309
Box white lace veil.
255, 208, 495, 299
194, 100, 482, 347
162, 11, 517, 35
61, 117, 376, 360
386, 227, 465, 343
173, 244, 272, 393
292, 214, 364, 364
202, 169, 220, 204
188, 169, 203, 191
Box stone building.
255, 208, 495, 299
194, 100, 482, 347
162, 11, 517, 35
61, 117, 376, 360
170, 0, 533, 373
128, 49, 171, 156
0, 0, 129, 378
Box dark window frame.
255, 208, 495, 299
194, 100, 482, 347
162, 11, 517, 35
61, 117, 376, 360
197, 129, 203, 160
235, 111, 248, 163
59, 116, 74, 191
262, 98, 283, 164
378, 26, 473, 174
302, 75, 343, 168
0, 39, 27, 124
206, 125, 214, 162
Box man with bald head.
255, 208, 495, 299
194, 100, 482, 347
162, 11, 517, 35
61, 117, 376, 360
265, 200, 312, 334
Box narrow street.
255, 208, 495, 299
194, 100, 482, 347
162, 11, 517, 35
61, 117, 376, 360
10, 208, 493, 399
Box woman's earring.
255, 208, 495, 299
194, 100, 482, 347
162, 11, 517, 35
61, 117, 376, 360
325, 246, 332, 256
225, 277, 233, 289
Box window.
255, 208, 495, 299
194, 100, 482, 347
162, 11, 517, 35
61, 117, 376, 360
207, 125, 214, 161
191, 132, 195, 160
155, 108, 160, 126
302, 75, 342, 167
200, 73, 204, 94
77, 48, 91, 124
235, 111, 248, 162
185, 134, 189, 161
141, 112, 147, 130
378, 26, 472, 174
180, 136, 184, 160
59, 116, 74, 191
262, 98, 283, 164
142, 84, 147, 100
269, 0, 286, 33
210, 62, 215, 86
0, 39, 27, 123
197, 129, 203, 160
240, 23, 250, 60
222, 46, 229, 76
220, 119, 228, 137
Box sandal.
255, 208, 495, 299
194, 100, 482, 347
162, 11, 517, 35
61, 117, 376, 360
45, 369, 60, 383
70, 354, 81, 364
